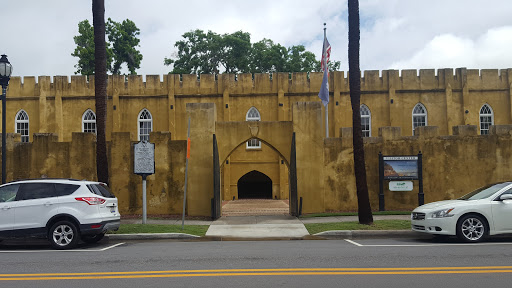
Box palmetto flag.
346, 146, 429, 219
318, 34, 331, 107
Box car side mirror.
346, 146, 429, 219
499, 194, 512, 201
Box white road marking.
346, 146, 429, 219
99, 242, 125, 251
361, 242, 512, 247
345, 239, 363, 246
344, 240, 512, 247
0, 242, 125, 253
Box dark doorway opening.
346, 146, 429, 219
237, 170, 272, 199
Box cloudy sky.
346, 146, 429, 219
3, 0, 512, 79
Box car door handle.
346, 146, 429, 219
44, 202, 53, 207
1, 206, 11, 210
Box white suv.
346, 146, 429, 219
0, 179, 120, 249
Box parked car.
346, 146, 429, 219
0, 179, 120, 249
411, 182, 512, 242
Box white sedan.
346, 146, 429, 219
411, 182, 512, 242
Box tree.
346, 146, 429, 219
165, 29, 339, 74
164, 29, 252, 75
106, 18, 143, 75
71, 20, 113, 75
249, 39, 287, 73
92, 0, 109, 185
221, 31, 252, 73
285, 45, 317, 72
72, 18, 141, 75
348, 0, 373, 224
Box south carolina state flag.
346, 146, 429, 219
318, 35, 331, 107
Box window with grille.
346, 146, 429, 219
479, 104, 493, 135
360, 104, 371, 137
412, 103, 427, 135
246, 107, 261, 149
138, 109, 152, 141
82, 109, 96, 134
15, 110, 29, 143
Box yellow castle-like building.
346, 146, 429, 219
2, 68, 512, 216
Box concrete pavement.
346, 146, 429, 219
110, 214, 418, 241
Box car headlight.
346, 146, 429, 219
431, 208, 455, 218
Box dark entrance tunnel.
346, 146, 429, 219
237, 170, 272, 199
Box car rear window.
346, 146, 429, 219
55, 184, 80, 196
87, 184, 115, 198
18, 183, 58, 200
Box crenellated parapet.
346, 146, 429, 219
5, 68, 511, 98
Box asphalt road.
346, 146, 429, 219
2, 236, 512, 287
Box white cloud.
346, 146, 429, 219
390, 26, 512, 70
2, 0, 512, 78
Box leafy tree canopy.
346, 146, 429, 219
165, 29, 340, 75
71, 18, 142, 75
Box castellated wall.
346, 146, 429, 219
324, 125, 512, 212
2, 131, 187, 215
3, 68, 512, 143
2, 124, 512, 214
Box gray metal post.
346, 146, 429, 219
2, 87, 6, 184
324, 25, 329, 139
142, 175, 147, 224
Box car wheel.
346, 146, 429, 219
81, 233, 105, 244
456, 214, 487, 243
49, 221, 79, 250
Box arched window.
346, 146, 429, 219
15, 110, 29, 143
479, 104, 494, 135
138, 108, 153, 141
246, 107, 261, 149
412, 103, 427, 135
360, 104, 371, 137
82, 109, 96, 134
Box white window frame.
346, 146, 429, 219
479, 104, 494, 135
138, 108, 153, 142
82, 109, 97, 134
412, 103, 428, 135
15, 109, 29, 143
360, 104, 371, 137
246, 107, 261, 149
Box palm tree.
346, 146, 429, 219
92, 0, 109, 185
348, 0, 373, 224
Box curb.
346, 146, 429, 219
314, 230, 427, 239
107, 230, 425, 241
107, 233, 200, 240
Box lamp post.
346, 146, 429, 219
0, 55, 13, 184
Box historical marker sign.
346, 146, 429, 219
134, 141, 155, 175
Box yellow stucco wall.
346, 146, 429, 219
2, 69, 512, 215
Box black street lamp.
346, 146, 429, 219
0, 55, 13, 184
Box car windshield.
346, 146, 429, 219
458, 182, 510, 200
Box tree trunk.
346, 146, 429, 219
93, 0, 109, 185
348, 0, 373, 224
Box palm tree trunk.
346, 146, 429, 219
348, 0, 373, 224
93, 0, 109, 185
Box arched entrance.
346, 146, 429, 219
237, 170, 272, 199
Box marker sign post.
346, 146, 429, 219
134, 141, 155, 224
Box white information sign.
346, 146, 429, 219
389, 181, 413, 191
134, 141, 155, 175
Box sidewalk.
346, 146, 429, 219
111, 214, 418, 241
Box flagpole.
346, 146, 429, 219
324, 23, 329, 138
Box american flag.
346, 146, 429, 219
318, 35, 331, 106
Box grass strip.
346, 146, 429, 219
108, 224, 209, 236
300, 211, 411, 218
304, 220, 411, 235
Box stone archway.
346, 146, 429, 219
237, 170, 272, 199
186, 102, 324, 218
